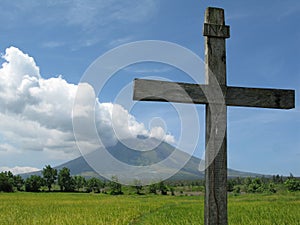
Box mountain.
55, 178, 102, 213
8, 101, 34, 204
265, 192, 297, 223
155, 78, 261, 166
22, 138, 261, 180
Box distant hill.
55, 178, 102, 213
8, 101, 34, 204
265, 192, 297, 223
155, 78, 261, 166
22, 138, 261, 180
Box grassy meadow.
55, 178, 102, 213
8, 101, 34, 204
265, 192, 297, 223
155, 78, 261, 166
0, 192, 299, 225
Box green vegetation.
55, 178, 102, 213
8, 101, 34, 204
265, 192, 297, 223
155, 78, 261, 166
42, 165, 57, 191
228, 193, 300, 225
25, 175, 44, 192
0, 192, 299, 224
1, 165, 300, 196
0, 171, 14, 192
57, 167, 74, 192
284, 174, 300, 192
0, 165, 300, 224
109, 176, 123, 195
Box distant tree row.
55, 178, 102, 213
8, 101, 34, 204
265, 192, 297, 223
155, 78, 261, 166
1, 166, 300, 194
0, 164, 173, 195
0, 166, 107, 193
227, 174, 300, 194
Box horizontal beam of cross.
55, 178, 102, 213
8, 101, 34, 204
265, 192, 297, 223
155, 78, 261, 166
133, 79, 295, 109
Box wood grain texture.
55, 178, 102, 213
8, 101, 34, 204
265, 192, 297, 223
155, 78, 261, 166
133, 79, 207, 104
226, 86, 295, 109
204, 7, 228, 225
133, 79, 295, 109
203, 23, 230, 38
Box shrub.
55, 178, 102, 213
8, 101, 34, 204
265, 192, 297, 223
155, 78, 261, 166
284, 178, 300, 192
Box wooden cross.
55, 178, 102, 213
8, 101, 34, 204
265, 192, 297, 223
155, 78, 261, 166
132, 7, 295, 225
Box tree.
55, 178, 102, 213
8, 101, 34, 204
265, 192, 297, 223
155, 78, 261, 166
244, 177, 252, 186
272, 174, 283, 184
25, 175, 44, 192
0, 171, 14, 192
284, 178, 300, 192
158, 181, 168, 195
133, 179, 143, 195
87, 177, 103, 193
74, 176, 86, 192
148, 183, 157, 194
267, 182, 277, 193
235, 177, 242, 185
233, 186, 241, 195
169, 186, 175, 196
109, 176, 122, 195
13, 175, 24, 191
227, 179, 235, 192
247, 178, 263, 193
58, 167, 75, 192
42, 165, 57, 191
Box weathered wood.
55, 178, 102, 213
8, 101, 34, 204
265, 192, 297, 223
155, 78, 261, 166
226, 86, 295, 109
203, 23, 230, 38
133, 79, 295, 109
204, 7, 228, 225
133, 79, 207, 104
132, 6, 295, 225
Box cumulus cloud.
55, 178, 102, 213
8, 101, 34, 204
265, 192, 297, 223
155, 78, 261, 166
150, 126, 175, 143
0, 46, 175, 162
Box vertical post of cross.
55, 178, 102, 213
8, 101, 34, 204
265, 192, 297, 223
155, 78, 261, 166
203, 7, 230, 225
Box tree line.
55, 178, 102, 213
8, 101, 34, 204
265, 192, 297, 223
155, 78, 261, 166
0, 165, 168, 195
226, 174, 300, 194
1, 165, 300, 194
0, 165, 124, 194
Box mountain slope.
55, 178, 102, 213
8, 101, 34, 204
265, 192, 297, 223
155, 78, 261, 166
22, 138, 261, 180
51, 139, 261, 180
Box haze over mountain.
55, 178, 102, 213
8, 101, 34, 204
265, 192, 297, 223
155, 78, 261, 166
23, 137, 261, 182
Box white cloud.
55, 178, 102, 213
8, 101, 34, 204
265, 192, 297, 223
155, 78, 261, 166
0, 46, 175, 165
0, 166, 40, 175
150, 126, 175, 143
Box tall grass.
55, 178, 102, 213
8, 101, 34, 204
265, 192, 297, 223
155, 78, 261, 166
228, 193, 300, 225
0, 192, 299, 224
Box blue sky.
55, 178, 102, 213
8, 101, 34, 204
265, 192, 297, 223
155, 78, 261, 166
0, 0, 299, 176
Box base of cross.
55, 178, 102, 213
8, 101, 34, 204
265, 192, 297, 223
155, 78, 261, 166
133, 7, 295, 225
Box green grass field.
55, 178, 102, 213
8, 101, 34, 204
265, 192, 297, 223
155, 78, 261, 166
0, 192, 299, 225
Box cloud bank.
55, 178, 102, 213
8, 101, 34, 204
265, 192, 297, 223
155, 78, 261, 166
0, 166, 40, 175
0, 46, 174, 164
